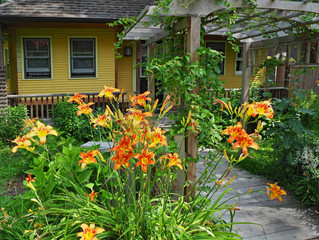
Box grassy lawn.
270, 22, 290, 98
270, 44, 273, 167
0, 144, 29, 195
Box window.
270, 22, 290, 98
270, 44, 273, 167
235, 45, 243, 75
206, 42, 225, 75
23, 38, 51, 79
70, 38, 96, 78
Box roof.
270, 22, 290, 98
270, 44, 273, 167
0, 0, 156, 23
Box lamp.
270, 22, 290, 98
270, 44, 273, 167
124, 47, 132, 56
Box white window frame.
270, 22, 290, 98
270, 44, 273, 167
69, 37, 97, 79
205, 41, 226, 76
22, 37, 52, 80
235, 45, 243, 75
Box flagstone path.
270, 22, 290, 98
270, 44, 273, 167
197, 149, 319, 240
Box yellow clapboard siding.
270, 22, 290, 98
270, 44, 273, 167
117, 41, 133, 92
15, 26, 120, 94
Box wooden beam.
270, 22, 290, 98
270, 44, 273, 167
185, 16, 201, 200
168, 0, 319, 17
316, 39, 319, 64
240, 41, 252, 105
237, 18, 319, 41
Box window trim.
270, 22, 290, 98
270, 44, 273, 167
205, 40, 226, 76
234, 45, 243, 76
68, 36, 98, 79
21, 36, 53, 80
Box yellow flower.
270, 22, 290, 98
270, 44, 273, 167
161, 153, 183, 170
77, 102, 94, 116
98, 86, 120, 100
77, 223, 105, 240
28, 121, 58, 144
130, 91, 151, 107
11, 135, 34, 153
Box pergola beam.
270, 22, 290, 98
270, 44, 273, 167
146, 18, 188, 45
205, 9, 274, 33
168, 0, 319, 17
237, 18, 319, 40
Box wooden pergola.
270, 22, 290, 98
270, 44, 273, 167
124, 0, 319, 196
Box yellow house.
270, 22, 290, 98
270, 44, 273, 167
0, 0, 155, 96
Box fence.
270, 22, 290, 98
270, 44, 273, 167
207, 87, 288, 100
8, 91, 128, 119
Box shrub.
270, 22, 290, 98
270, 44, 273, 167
0, 104, 27, 144
51, 100, 100, 141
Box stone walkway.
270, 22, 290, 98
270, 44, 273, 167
197, 149, 319, 240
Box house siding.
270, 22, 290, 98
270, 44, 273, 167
14, 26, 120, 94
117, 41, 133, 95
204, 36, 266, 89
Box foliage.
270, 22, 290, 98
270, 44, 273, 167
0, 104, 28, 144
0, 143, 29, 193
236, 90, 319, 206
2, 87, 282, 239
146, 45, 226, 148
51, 100, 105, 142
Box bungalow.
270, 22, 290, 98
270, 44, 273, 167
0, 0, 155, 99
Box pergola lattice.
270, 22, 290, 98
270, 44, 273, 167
123, 0, 319, 196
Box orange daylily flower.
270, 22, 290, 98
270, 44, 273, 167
267, 183, 287, 203
214, 98, 229, 111
110, 136, 135, 153
77, 223, 105, 240
222, 122, 245, 144
111, 150, 133, 170
91, 112, 111, 128
130, 91, 151, 107
77, 102, 94, 116
162, 153, 183, 170
68, 93, 87, 104
85, 190, 98, 202
135, 149, 155, 173
232, 134, 259, 155
315, 80, 319, 86
25, 173, 36, 184
79, 150, 99, 169
249, 100, 274, 119
98, 86, 120, 100
28, 121, 58, 144
148, 127, 167, 148
11, 135, 34, 153
126, 108, 153, 127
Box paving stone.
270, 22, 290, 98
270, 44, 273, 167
197, 150, 319, 240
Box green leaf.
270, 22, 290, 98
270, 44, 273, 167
288, 119, 303, 134
78, 169, 93, 183
293, 89, 305, 100
85, 183, 94, 189
297, 108, 316, 116
282, 132, 294, 149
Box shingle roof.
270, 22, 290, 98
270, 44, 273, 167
0, 0, 156, 23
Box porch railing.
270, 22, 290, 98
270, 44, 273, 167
207, 87, 288, 99
8, 91, 128, 119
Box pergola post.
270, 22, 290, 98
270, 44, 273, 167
185, 16, 201, 199
0, 25, 7, 110
240, 41, 252, 105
